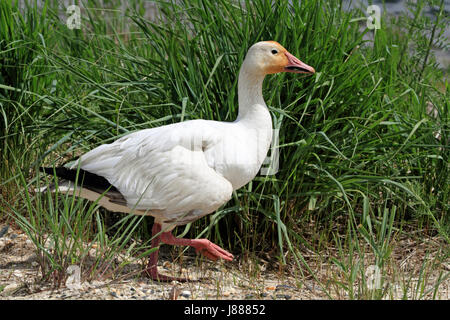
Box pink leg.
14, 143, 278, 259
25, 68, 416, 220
143, 224, 189, 282
160, 229, 234, 261
143, 223, 234, 282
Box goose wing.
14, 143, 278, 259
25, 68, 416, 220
71, 120, 233, 223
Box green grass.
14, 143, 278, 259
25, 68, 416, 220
0, 0, 449, 299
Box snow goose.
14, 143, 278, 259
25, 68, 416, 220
40, 41, 315, 281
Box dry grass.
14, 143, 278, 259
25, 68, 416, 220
1, 223, 448, 300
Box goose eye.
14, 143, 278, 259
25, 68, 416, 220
271, 49, 278, 55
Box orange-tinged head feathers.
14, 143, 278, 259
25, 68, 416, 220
243, 41, 315, 75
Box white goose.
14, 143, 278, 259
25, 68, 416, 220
40, 41, 315, 281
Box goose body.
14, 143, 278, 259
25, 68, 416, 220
68, 119, 269, 227
40, 41, 314, 281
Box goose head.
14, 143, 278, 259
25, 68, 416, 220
243, 41, 315, 76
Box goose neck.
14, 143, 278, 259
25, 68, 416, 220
237, 66, 266, 120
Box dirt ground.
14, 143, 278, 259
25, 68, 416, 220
0, 223, 448, 300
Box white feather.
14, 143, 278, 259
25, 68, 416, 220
61, 42, 291, 230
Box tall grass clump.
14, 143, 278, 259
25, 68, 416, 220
0, 0, 448, 297
6, 164, 153, 284
0, 1, 59, 197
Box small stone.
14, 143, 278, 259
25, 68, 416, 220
31, 261, 39, 267
13, 270, 23, 278
275, 294, 292, 300
245, 294, 254, 299
0, 239, 12, 251
275, 284, 296, 291
180, 290, 191, 298
0, 225, 9, 238
304, 283, 315, 291
2, 282, 21, 295
110, 290, 119, 298
223, 287, 236, 297
135, 288, 145, 296
91, 280, 104, 287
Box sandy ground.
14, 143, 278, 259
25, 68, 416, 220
0, 224, 326, 300
0, 224, 448, 300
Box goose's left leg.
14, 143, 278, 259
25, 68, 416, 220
143, 223, 189, 282
160, 229, 234, 261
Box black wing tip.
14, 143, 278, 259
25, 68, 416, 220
39, 166, 119, 193
40, 166, 55, 175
